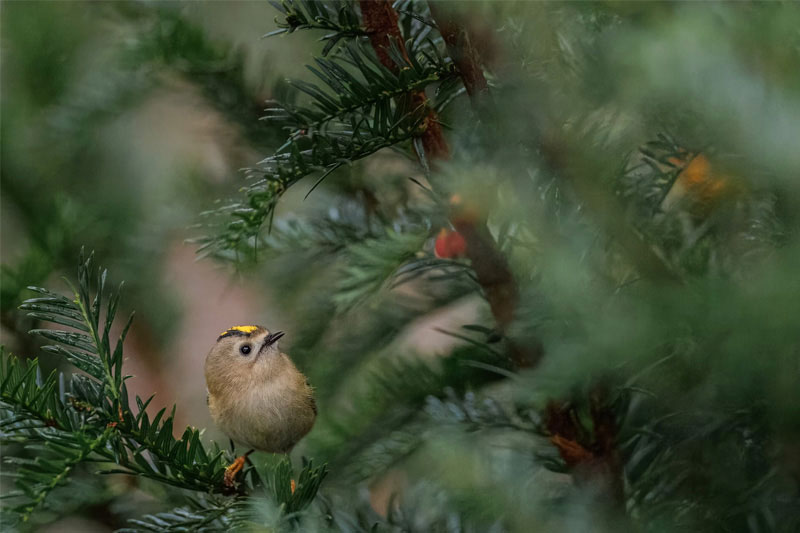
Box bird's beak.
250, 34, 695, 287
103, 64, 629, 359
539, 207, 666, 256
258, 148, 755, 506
257, 331, 284, 359
264, 331, 284, 348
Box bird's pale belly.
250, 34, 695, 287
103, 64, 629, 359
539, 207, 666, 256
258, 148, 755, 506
211, 384, 314, 454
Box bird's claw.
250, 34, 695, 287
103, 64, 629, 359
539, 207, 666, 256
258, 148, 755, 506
223, 450, 253, 490
223, 456, 247, 489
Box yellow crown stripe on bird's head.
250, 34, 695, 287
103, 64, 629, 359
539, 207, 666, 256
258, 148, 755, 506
217, 325, 262, 340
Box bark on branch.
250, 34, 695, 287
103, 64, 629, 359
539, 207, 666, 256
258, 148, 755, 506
425, 2, 624, 509
359, 0, 449, 160
426, 2, 491, 112
359, 0, 539, 368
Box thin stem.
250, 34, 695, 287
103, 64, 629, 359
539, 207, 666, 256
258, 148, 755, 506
69, 282, 119, 402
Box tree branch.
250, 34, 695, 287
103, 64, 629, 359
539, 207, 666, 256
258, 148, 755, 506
360, 0, 539, 368
426, 2, 491, 112
426, 2, 626, 509
543, 387, 625, 510
359, 0, 450, 161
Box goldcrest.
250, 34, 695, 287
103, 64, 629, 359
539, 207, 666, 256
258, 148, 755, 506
204, 325, 316, 454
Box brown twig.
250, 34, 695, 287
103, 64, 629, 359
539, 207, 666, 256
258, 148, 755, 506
426, 2, 491, 112
544, 387, 625, 509
425, 2, 625, 508
360, 0, 538, 368
359, 0, 449, 160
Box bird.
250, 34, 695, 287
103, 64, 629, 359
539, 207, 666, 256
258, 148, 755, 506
204, 325, 316, 488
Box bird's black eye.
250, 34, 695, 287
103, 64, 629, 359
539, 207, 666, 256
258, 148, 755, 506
239, 344, 252, 355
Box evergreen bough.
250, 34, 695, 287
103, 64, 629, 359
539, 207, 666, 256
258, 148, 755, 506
3, 1, 800, 532
1, 253, 326, 530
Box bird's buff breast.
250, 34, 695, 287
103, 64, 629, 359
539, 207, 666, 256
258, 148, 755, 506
209, 381, 314, 454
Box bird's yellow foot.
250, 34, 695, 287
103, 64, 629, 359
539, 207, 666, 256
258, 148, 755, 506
223, 450, 253, 490
290, 479, 296, 494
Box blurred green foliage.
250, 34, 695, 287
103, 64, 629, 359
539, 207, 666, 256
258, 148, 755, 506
2, 1, 800, 532
1, 2, 283, 345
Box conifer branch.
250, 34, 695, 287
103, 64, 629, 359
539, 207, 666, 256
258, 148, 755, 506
359, 0, 450, 160
195, 118, 424, 257
361, 0, 539, 368
424, 2, 629, 508
538, 133, 681, 283
267, 0, 367, 54
2, 253, 328, 525
264, 42, 455, 136
314, 346, 510, 479
426, 2, 491, 112
17, 426, 115, 522
195, 28, 459, 258
120, 496, 243, 532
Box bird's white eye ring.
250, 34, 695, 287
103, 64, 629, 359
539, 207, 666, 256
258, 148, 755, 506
240, 344, 252, 355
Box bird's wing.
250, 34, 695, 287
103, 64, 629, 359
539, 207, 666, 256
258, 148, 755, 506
306, 378, 317, 415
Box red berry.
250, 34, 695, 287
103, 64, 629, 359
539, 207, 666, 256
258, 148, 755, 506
435, 228, 467, 258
